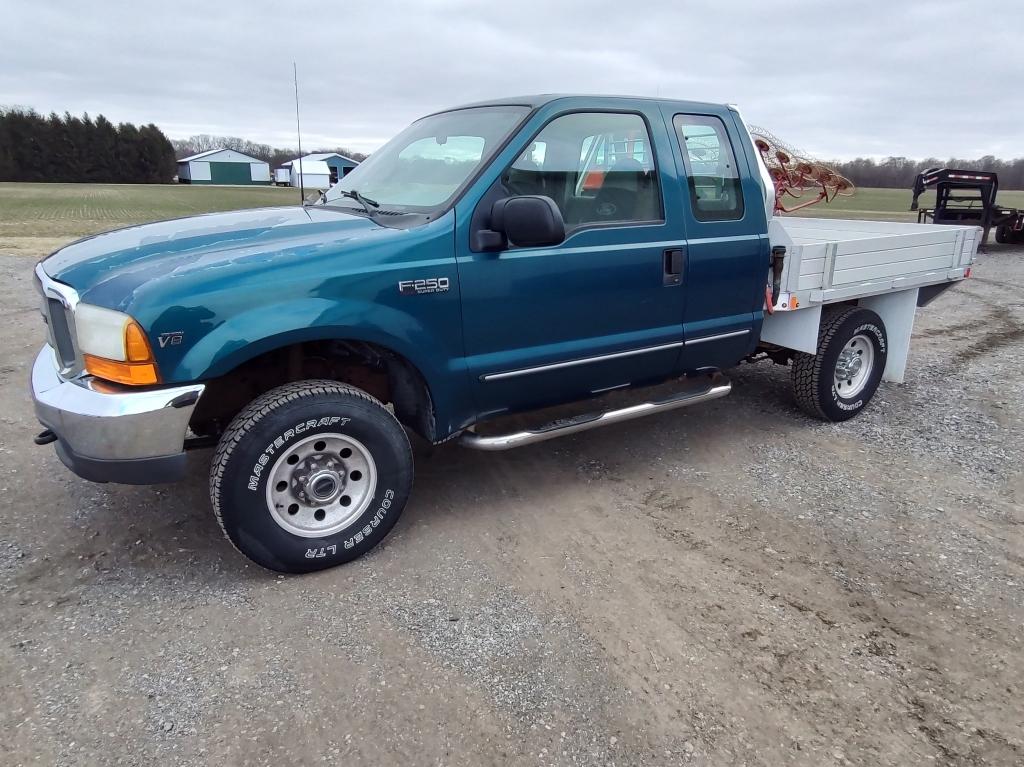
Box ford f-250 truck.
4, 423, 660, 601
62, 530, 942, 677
31, 95, 980, 573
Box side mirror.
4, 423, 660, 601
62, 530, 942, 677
483, 195, 565, 250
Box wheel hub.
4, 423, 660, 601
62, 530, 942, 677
835, 349, 863, 380
265, 433, 378, 538
833, 333, 875, 398
295, 456, 346, 505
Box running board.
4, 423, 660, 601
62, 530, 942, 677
458, 373, 731, 451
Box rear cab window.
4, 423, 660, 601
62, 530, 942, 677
673, 114, 744, 222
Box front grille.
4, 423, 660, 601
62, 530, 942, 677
34, 263, 82, 376
47, 298, 77, 369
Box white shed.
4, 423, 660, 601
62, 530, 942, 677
288, 159, 332, 191
177, 149, 271, 185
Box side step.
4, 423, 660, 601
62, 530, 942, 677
459, 373, 731, 451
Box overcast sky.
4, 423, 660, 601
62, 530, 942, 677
2, 0, 1021, 160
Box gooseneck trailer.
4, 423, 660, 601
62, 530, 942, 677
911, 167, 1024, 245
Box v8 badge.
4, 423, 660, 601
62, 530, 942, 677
158, 331, 184, 348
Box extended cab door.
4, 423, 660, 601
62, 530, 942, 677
454, 104, 690, 418
664, 109, 769, 372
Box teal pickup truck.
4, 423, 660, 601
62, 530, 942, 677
31, 95, 978, 572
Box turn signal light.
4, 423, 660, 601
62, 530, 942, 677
125, 320, 152, 362
84, 355, 160, 386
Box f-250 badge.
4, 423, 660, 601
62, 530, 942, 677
398, 277, 450, 295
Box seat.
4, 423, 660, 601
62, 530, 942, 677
590, 157, 658, 223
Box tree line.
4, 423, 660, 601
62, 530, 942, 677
2, 106, 1020, 189
829, 156, 1024, 190
171, 134, 367, 169
0, 108, 177, 183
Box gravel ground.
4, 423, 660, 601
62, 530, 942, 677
1, 244, 1022, 766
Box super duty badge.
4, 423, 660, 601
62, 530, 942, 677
398, 277, 450, 295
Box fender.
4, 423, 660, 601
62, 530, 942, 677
166, 297, 474, 439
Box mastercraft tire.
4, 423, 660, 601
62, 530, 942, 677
791, 306, 888, 422
210, 380, 413, 573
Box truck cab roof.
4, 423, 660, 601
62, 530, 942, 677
436, 93, 734, 116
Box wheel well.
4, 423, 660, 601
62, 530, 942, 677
189, 340, 436, 442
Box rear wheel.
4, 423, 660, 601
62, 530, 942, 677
210, 380, 413, 573
791, 306, 888, 422
996, 225, 1010, 244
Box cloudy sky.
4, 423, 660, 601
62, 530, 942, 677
3, 0, 1021, 159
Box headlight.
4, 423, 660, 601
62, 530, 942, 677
75, 303, 160, 385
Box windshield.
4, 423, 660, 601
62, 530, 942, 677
323, 105, 529, 213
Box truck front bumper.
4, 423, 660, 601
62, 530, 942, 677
31, 345, 206, 484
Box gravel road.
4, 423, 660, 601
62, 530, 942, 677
1, 246, 1022, 766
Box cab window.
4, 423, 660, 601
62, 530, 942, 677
673, 114, 744, 222
503, 112, 662, 228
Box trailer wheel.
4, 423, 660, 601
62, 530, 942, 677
995, 224, 1024, 244
791, 306, 888, 422
210, 380, 413, 573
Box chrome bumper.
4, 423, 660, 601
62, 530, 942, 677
31, 345, 205, 484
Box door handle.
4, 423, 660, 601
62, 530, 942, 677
663, 248, 684, 286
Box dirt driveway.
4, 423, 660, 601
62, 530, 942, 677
1, 246, 1022, 766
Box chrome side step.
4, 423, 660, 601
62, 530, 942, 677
458, 373, 731, 451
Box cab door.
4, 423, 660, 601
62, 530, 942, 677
665, 109, 768, 372
454, 105, 690, 419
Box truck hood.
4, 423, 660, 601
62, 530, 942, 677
41, 205, 386, 305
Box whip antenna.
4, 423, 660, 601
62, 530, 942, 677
293, 62, 305, 204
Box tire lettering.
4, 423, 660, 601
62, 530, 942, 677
304, 545, 338, 559
247, 417, 352, 491
343, 489, 395, 548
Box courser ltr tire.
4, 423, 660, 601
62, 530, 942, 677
210, 380, 413, 573
791, 306, 887, 422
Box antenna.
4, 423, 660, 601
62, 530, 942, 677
293, 62, 305, 204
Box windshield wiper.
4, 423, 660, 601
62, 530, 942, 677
327, 189, 402, 228
338, 189, 380, 216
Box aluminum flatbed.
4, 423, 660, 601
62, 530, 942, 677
761, 216, 981, 382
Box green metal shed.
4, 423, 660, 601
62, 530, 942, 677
177, 149, 271, 185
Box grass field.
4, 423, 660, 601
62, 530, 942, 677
2, 181, 1022, 259
0, 182, 299, 258
784, 185, 1024, 221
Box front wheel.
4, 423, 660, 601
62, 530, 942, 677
210, 380, 413, 573
791, 306, 888, 422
